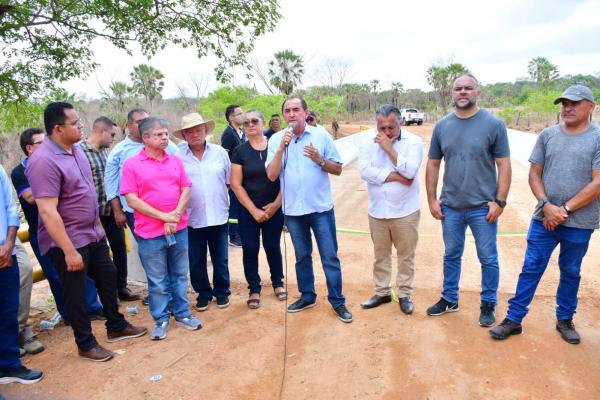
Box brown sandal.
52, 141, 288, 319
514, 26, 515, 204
274, 288, 288, 301
247, 295, 261, 309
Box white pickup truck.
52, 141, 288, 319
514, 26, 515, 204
399, 108, 424, 126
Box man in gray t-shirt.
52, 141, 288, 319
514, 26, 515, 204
425, 74, 512, 327
491, 84, 600, 345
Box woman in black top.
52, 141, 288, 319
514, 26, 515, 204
230, 110, 286, 309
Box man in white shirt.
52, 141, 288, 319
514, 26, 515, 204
358, 104, 424, 314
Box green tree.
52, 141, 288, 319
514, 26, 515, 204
426, 63, 470, 113
130, 65, 165, 109
388, 81, 404, 105
100, 81, 136, 127
527, 57, 559, 91
0, 1, 280, 103
268, 50, 304, 95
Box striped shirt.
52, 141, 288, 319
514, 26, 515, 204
81, 140, 111, 216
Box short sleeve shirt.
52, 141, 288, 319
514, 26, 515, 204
120, 149, 192, 239
231, 141, 280, 208
25, 138, 104, 255
428, 109, 510, 209
529, 124, 600, 229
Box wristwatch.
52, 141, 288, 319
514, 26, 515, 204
319, 157, 326, 167
494, 198, 507, 208
562, 204, 572, 215
537, 198, 549, 208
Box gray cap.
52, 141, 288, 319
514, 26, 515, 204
553, 84, 595, 104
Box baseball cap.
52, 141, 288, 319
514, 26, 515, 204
553, 84, 595, 104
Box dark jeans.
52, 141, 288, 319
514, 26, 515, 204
125, 211, 137, 239
188, 223, 230, 300
100, 213, 128, 289
507, 219, 593, 324
0, 256, 21, 370
285, 209, 346, 309
30, 232, 102, 320
238, 206, 284, 294
228, 189, 240, 240
49, 240, 127, 351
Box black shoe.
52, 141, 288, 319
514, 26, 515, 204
556, 319, 581, 344
426, 297, 459, 316
287, 299, 317, 313
118, 287, 141, 302
479, 301, 496, 327
229, 237, 242, 248
216, 296, 230, 309
88, 308, 106, 321
0, 366, 44, 385
489, 318, 523, 340
195, 298, 211, 312
360, 294, 392, 309
334, 305, 353, 323
399, 297, 414, 315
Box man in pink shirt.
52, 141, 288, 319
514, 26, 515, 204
120, 117, 201, 340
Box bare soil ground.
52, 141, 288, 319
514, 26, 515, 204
4, 123, 600, 400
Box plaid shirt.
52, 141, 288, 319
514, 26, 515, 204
81, 140, 111, 216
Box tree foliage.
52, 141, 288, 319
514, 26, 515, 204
130, 64, 165, 109
527, 57, 560, 91
426, 63, 470, 113
0, 0, 280, 103
268, 50, 304, 95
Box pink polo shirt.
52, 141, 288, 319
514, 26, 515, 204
120, 149, 191, 239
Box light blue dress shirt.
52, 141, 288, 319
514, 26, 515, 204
105, 136, 178, 213
0, 166, 20, 255
266, 125, 342, 216
177, 142, 231, 228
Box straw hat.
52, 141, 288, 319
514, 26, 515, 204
173, 113, 215, 140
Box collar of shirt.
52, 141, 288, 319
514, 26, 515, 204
179, 142, 213, 161
139, 148, 170, 163
46, 136, 73, 155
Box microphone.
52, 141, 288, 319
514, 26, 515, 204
284, 123, 296, 147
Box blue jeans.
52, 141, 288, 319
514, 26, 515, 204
285, 209, 345, 309
30, 232, 102, 320
441, 204, 499, 304
187, 223, 230, 300
0, 256, 21, 370
228, 189, 240, 240
137, 229, 191, 323
238, 206, 284, 294
507, 219, 592, 324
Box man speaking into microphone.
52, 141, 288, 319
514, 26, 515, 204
266, 96, 353, 323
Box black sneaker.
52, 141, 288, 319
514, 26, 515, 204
287, 299, 317, 313
489, 318, 523, 340
0, 366, 44, 384
88, 308, 107, 321
479, 302, 496, 327
334, 305, 353, 323
426, 297, 459, 316
195, 298, 211, 312
216, 296, 230, 309
556, 319, 581, 344
229, 237, 242, 248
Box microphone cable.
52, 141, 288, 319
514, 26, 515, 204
278, 136, 290, 400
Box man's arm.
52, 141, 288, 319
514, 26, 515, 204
486, 156, 512, 223
564, 170, 600, 211
266, 131, 293, 182
20, 188, 35, 205
425, 158, 444, 220
36, 197, 84, 271
529, 163, 566, 230
124, 193, 180, 223
0, 226, 17, 268
304, 143, 342, 176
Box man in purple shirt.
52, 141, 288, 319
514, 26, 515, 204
26, 102, 147, 362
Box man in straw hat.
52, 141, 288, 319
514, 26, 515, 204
491, 84, 600, 344
175, 113, 233, 312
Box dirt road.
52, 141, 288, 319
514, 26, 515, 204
5, 123, 600, 400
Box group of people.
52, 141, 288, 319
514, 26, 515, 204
0, 76, 598, 387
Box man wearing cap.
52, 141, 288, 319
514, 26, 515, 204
120, 117, 201, 340
490, 84, 600, 344
175, 113, 232, 311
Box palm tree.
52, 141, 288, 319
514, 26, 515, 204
130, 64, 165, 109
527, 57, 559, 92
426, 63, 470, 113
268, 50, 304, 95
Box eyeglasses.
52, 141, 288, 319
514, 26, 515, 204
59, 118, 83, 127
243, 118, 261, 127
147, 132, 169, 138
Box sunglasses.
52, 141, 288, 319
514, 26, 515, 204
306, 117, 315, 122
243, 118, 261, 127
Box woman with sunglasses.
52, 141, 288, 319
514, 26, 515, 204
230, 110, 287, 309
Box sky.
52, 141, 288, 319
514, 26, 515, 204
63, 0, 600, 99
